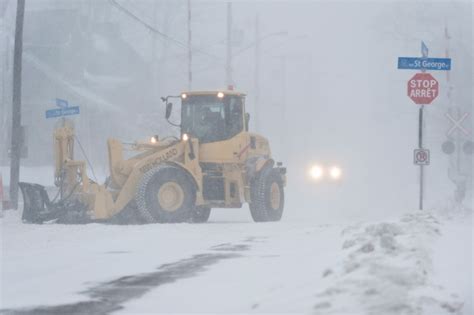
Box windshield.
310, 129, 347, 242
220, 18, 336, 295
181, 95, 244, 143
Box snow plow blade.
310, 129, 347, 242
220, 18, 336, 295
19, 182, 91, 224
18, 182, 61, 223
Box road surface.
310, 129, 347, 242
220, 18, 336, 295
0, 207, 472, 314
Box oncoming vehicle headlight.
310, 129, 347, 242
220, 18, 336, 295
182, 133, 189, 141
329, 166, 342, 180
217, 92, 225, 98
150, 135, 159, 144
181, 93, 187, 99
309, 165, 324, 180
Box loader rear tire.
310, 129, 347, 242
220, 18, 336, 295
190, 206, 211, 223
249, 167, 284, 222
135, 165, 195, 223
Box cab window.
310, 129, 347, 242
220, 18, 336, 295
182, 95, 244, 143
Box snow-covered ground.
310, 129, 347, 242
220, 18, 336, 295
0, 206, 471, 314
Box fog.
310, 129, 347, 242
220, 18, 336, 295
1, 1, 474, 314
0, 0, 472, 222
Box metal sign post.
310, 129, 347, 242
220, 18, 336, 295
419, 106, 424, 210
418, 43, 428, 210
407, 72, 438, 210
398, 41, 451, 210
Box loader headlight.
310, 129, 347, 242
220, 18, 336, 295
182, 133, 189, 141
309, 165, 324, 180
329, 166, 342, 180
150, 135, 159, 144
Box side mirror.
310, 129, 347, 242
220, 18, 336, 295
165, 102, 173, 119
245, 113, 250, 131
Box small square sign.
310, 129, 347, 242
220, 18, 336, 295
414, 149, 430, 165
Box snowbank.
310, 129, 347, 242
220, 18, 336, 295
313, 211, 472, 315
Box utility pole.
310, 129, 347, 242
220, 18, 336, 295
280, 55, 287, 160
226, 2, 232, 87
151, 1, 159, 98
254, 13, 260, 132
187, 0, 192, 90
157, 2, 171, 95
9, 0, 25, 210
0, 17, 7, 163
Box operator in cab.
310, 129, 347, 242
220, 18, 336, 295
181, 92, 244, 143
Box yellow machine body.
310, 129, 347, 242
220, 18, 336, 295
51, 90, 285, 222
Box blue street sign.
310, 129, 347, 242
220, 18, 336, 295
421, 41, 429, 58
56, 98, 69, 109
398, 57, 451, 71
45, 106, 80, 119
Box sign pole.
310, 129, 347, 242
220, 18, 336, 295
419, 105, 424, 210
400, 41, 450, 211
418, 41, 426, 211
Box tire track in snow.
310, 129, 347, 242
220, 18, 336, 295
1, 240, 256, 315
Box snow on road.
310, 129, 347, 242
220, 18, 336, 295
0, 208, 472, 314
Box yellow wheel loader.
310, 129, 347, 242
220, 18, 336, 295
19, 90, 286, 224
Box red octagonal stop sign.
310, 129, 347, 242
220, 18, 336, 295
407, 73, 439, 105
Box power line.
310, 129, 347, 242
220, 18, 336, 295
109, 0, 222, 62
110, 0, 186, 47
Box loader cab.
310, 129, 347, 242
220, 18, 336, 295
180, 91, 247, 144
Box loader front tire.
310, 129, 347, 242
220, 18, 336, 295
136, 165, 195, 223
249, 167, 284, 222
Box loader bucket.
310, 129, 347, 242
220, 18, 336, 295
18, 182, 56, 223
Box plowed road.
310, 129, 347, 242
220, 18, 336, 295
1, 209, 471, 314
